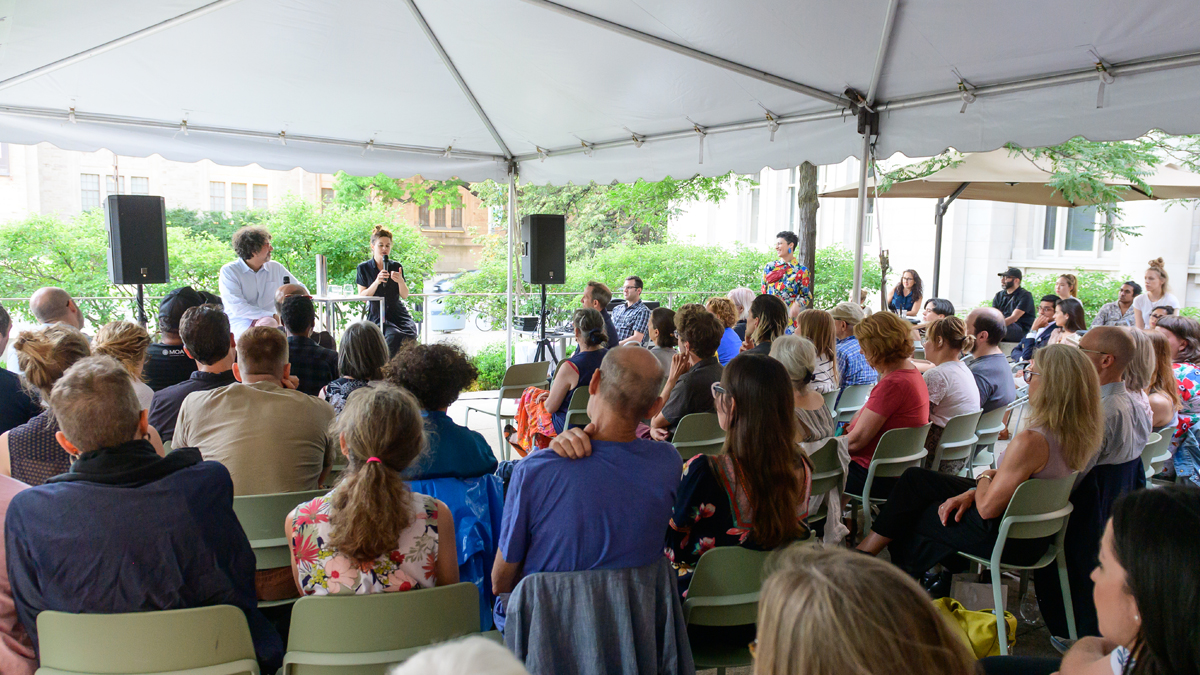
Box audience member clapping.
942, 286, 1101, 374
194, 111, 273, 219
92, 320, 155, 410
921, 316, 982, 473
286, 383, 457, 595
665, 354, 813, 591
844, 311, 930, 499
647, 307, 677, 374
726, 287, 755, 341
742, 294, 789, 355
321, 320, 389, 414
0, 303, 39, 437
147, 304, 238, 443
281, 295, 340, 397
4, 356, 283, 671
706, 297, 742, 366
650, 304, 724, 440
0, 325, 90, 485
754, 546, 973, 675
386, 343, 497, 480
770, 335, 836, 447
1049, 297, 1088, 346
856, 345, 1103, 579
796, 309, 840, 394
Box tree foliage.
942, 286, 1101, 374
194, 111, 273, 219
1019, 269, 1125, 321
331, 172, 467, 211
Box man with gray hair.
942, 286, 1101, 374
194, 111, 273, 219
28, 287, 84, 330
4, 356, 283, 672
490, 347, 680, 631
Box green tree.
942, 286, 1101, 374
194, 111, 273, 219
331, 172, 467, 211
1020, 269, 1124, 321
166, 207, 267, 244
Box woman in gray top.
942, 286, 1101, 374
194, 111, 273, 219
770, 335, 836, 447
646, 307, 677, 376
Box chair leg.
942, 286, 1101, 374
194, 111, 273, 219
1058, 550, 1078, 640
991, 564, 1008, 656
497, 415, 507, 462
1017, 571, 1029, 607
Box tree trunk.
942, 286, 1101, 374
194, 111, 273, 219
796, 161, 819, 291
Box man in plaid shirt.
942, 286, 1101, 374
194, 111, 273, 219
830, 302, 877, 391
611, 276, 651, 346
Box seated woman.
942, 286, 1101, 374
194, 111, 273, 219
1055, 273, 1079, 301
322, 320, 389, 414
913, 297, 955, 341
1049, 297, 1088, 346
93, 321, 155, 410
726, 287, 754, 341
1154, 315, 1200, 457
856, 345, 1103, 578
770, 335, 836, 450
0, 325, 91, 485
1144, 330, 1181, 433
740, 294, 789, 355
387, 343, 498, 480
706, 297, 742, 366
664, 354, 812, 592
796, 309, 840, 394
756, 547, 974, 675
920, 316, 982, 473
647, 307, 677, 374
844, 311, 930, 500
1124, 329, 1174, 430
886, 269, 924, 318
287, 383, 458, 595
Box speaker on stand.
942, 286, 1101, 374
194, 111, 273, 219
105, 195, 169, 327
521, 214, 566, 363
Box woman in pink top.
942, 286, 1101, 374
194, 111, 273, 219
0, 474, 35, 675
856, 345, 1103, 577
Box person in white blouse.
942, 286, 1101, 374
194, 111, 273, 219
218, 227, 297, 338
1133, 257, 1180, 330
920, 316, 982, 474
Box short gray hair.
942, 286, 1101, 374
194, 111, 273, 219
49, 356, 142, 453
770, 334, 818, 392
339, 321, 389, 381
596, 347, 664, 418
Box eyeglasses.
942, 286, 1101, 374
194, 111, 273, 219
1078, 347, 1110, 357
711, 381, 727, 398
1022, 367, 1042, 383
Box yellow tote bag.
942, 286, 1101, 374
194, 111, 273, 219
932, 597, 1017, 659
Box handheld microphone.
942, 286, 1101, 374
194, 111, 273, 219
381, 254, 391, 290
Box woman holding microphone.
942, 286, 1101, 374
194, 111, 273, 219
356, 225, 418, 355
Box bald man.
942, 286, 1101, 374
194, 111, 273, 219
1080, 327, 1150, 469
273, 283, 335, 351
966, 308, 1016, 412
29, 287, 84, 330
490, 347, 680, 631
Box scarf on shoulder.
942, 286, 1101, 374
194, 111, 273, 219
45, 439, 202, 487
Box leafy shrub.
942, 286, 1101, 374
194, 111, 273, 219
469, 342, 508, 391
1020, 269, 1124, 321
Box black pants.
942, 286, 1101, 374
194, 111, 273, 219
845, 461, 899, 501
382, 322, 417, 356
871, 468, 1051, 578
1003, 323, 1027, 343
976, 656, 1059, 675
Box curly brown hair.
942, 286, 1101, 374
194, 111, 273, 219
385, 343, 478, 410
675, 303, 724, 359
705, 297, 738, 329
232, 226, 270, 261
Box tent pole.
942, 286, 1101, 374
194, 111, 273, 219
852, 125, 871, 305
931, 181, 970, 298
506, 166, 517, 369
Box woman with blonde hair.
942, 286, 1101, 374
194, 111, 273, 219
921, 316, 981, 473
706, 297, 742, 366
286, 383, 457, 595
0, 325, 91, 485
857, 345, 1103, 578
726, 287, 755, 340
1134, 257, 1180, 329
795, 309, 839, 394
93, 320, 154, 410
769, 335, 835, 448
1055, 273, 1078, 300
754, 546, 973, 675
1125, 329, 1176, 429
741, 294, 789, 355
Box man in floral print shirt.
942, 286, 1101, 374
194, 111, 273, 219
761, 231, 813, 331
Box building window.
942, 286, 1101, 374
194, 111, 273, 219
252, 184, 268, 209
1042, 207, 1057, 250
418, 205, 430, 227
231, 183, 247, 211
209, 182, 226, 212
321, 188, 334, 206
1064, 206, 1097, 251
81, 174, 101, 210
1042, 205, 1116, 256
130, 177, 149, 195
787, 166, 798, 230
451, 207, 464, 229
0, 143, 9, 176
105, 175, 126, 195
434, 207, 447, 228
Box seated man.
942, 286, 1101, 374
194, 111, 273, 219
4, 356, 283, 672
0, 303, 39, 436
582, 281, 619, 348
280, 295, 339, 397
991, 267, 1036, 343
143, 286, 203, 391
966, 308, 1017, 413
147, 304, 237, 443
1014, 294, 1059, 363
491, 347, 679, 630
649, 304, 724, 440
611, 276, 651, 346
28, 287, 84, 331
831, 301, 877, 391
274, 283, 335, 351
1091, 281, 1140, 328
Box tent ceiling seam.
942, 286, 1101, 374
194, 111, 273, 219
516, 0, 849, 108
401, 0, 513, 159
0, 0, 247, 93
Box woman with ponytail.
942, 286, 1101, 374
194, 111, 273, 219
921, 316, 982, 472
355, 225, 418, 355
1134, 258, 1180, 329
665, 354, 812, 592
286, 383, 457, 595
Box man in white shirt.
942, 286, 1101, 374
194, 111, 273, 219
218, 227, 296, 337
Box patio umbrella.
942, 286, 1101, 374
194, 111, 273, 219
819, 149, 1200, 294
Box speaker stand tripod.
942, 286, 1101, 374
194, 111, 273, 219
532, 283, 558, 364
135, 283, 147, 328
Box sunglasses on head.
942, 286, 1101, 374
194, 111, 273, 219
710, 381, 727, 398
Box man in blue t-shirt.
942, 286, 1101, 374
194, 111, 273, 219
492, 347, 679, 629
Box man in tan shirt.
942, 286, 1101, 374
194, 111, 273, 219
174, 326, 337, 496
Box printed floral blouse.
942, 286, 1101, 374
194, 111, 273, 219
1172, 362, 1200, 446
289, 490, 440, 595
761, 259, 813, 330
665, 453, 811, 591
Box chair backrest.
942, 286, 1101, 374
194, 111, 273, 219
821, 390, 839, 415
999, 342, 1020, 356
38, 605, 259, 675
233, 489, 330, 570
1141, 431, 1173, 477
869, 423, 931, 478
672, 412, 725, 457
997, 474, 1076, 541
834, 384, 873, 424
500, 361, 550, 398
933, 409, 983, 466
806, 437, 843, 498
562, 386, 591, 429
974, 406, 1009, 446
684, 546, 772, 626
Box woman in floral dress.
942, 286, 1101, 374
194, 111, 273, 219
286, 383, 458, 595
664, 354, 813, 593
761, 231, 813, 332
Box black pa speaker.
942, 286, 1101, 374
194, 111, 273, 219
105, 195, 169, 285
521, 214, 565, 285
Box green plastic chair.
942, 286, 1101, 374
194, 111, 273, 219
845, 423, 931, 533
672, 412, 725, 458
957, 474, 1079, 655
930, 409, 982, 474
804, 437, 843, 529
1141, 430, 1173, 481
999, 341, 1021, 357
971, 407, 1009, 472
281, 582, 492, 675
463, 361, 550, 460
683, 546, 772, 675
233, 489, 329, 608
821, 390, 839, 416
833, 384, 872, 425
37, 605, 259, 675
561, 386, 591, 430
